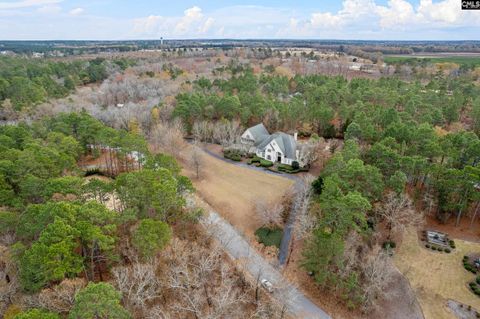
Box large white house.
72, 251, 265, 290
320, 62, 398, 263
241, 123, 299, 165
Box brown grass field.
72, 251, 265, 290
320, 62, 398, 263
395, 229, 480, 319
180, 146, 294, 239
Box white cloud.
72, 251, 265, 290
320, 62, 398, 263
133, 6, 219, 38
282, 0, 480, 38
69, 7, 84, 16
376, 0, 417, 29
0, 0, 62, 10
174, 6, 203, 34
417, 0, 464, 24
310, 12, 343, 28
199, 17, 214, 34
37, 4, 61, 14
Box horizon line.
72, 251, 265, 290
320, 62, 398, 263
1, 38, 480, 43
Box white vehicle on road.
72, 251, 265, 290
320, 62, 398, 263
261, 279, 274, 293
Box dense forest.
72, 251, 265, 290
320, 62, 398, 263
0, 57, 135, 112
176, 62, 480, 137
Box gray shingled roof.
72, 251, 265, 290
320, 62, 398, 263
247, 123, 270, 145
257, 132, 297, 159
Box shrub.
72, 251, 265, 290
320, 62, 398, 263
260, 159, 273, 167
465, 263, 478, 274
250, 156, 261, 163
470, 282, 477, 288
255, 227, 283, 248
449, 240, 456, 248
383, 241, 396, 249
278, 164, 301, 174
476, 276, 480, 285
292, 161, 300, 170
312, 176, 324, 195
431, 246, 437, 251
445, 248, 451, 253
13, 309, 60, 319
464, 256, 470, 261
224, 149, 243, 161
425, 244, 430, 248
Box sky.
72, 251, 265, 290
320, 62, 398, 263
0, 0, 479, 40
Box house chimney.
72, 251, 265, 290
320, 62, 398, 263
294, 132, 298, 141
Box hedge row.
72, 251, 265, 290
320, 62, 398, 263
425, 244, 451, 253
450, 239, 456, 249
470, 281, 480, 296
224, 149, 242, 161
247, 156, 262, 165
260, 159, 273, 167
464, 258, 478, 274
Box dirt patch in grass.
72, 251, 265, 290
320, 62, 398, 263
180, 145, 294, 240
395, 228, 480, 319
447, 300, 480, 319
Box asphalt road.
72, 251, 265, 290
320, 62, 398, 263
199, 205, 331, 319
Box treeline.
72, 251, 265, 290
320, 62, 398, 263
175, 66, 480, 138
0, 57, 134, 111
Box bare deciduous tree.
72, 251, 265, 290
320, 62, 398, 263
255, 199, 283, 229
36, 279, 86, 314
341, 233, 397, 312
212, 120, 243, 148
189, 144, 204, 179
359, 246, 397, 312
293, 175, 316, 239
0, 247, 19, 317
161, 239, 249, 319
297, 139, 322, 167
378, 193, 424, 241
150, 119, 186, 158
112, 261, 161, 312
193, 121, 214, 143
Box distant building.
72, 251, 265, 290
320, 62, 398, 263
32, 52, 44, 58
